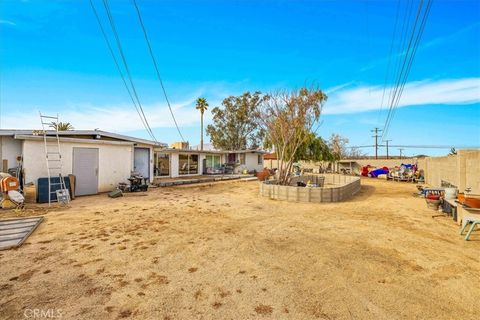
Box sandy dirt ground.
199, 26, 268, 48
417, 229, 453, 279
0, 178, 479, 320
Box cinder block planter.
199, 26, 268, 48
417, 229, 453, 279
259, 174, 361, 203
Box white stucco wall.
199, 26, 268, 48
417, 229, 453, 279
235, 152, 264, 173
1, 137, 23, 170
199, 154, 206, 174
170, 153, 179, 178
22, 139, 133, 193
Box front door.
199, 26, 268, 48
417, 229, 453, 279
73, 148, 99, 196
134, 148, 150, 178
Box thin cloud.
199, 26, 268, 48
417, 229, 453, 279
3, 78, 478, 135
422, 21, 480, 49
323, 78, 480, 115
2, 96, 218, 134
0, 19, 16, 26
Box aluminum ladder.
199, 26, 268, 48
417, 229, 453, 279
39, 113, 70, 206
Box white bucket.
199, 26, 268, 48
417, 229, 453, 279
444, 187, 458, 200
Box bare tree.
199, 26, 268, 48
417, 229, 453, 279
345, 146, 367, 159
257, 87, 327, 185
328, 133, 349, 160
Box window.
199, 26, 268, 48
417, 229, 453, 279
179, 154, 189, 175
258, 154, 263, 165
189, 154, 198, 174
239, 153, 245, 165
179, 154, 199, 175
154, 153, 170, 176
206, 155, 221, 169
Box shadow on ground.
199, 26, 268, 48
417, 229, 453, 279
348, 185, 376, 202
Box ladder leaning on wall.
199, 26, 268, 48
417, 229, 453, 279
39, 113, 70, 206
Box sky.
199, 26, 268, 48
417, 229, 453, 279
0, 0, 479, 157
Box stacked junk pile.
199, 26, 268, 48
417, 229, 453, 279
109, 172, 149, 198
0, 173, 24, 209
0, 156, 26, 209
0, 154, 74, 209
361, 163, 424, 183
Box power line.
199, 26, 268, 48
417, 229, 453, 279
89, 0, 154, 142
102, 0, 159, 143
383, 0, 424, 140
384, 0, 414, 124
131, 0, 186, 142
384, 0, 433, 139
377, 0, 401, 124
349, 144, 480, 149
382, 0, 433, 140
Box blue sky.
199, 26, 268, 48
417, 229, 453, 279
1, 0, 479, 156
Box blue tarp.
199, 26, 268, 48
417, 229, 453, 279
370, 168, 389, 177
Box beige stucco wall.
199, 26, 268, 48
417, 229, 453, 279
265, 158, 420, 174
422, 149, 480, 194
22, 139, 134, 193
465, 151, 480, 194
423, 155, 457, 188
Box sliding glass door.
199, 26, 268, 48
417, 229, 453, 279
179, 154, 199, 175
206, 155, 221, 169
154, 153, 170, 177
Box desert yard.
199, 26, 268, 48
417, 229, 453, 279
0, 178, 479, 320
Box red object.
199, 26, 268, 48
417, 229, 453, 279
426, 194, 440, 200
361, 166, 369, 177
256, 169, 271, 181
1, 176, 19, 192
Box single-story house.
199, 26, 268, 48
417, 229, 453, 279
1, 129, 266, 196
0, 129, 164, 196
153, 148, 266, 178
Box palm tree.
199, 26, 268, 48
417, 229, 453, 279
196, 97, 208, 151
50, 122, 74, 131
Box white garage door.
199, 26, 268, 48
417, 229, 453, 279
134, 148, 150, 178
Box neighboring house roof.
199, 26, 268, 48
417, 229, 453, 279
190, 143, 216, 151
0, 129, 166, 147
264, 153, 277, 160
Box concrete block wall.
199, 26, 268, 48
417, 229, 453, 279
260, 174, 361, 203
423, 149, 480, 194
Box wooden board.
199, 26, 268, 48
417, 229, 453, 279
0, 217, 44, 250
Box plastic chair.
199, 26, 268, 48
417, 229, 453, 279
460, 217, 480, 241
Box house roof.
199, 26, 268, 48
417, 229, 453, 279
155, 147, 267, 154
0, 129, 166, 147
264, 153, 277, 160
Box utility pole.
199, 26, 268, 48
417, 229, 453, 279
371, 128, 383, 159
398, 148, 404, 159
385, 140, 392, 159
